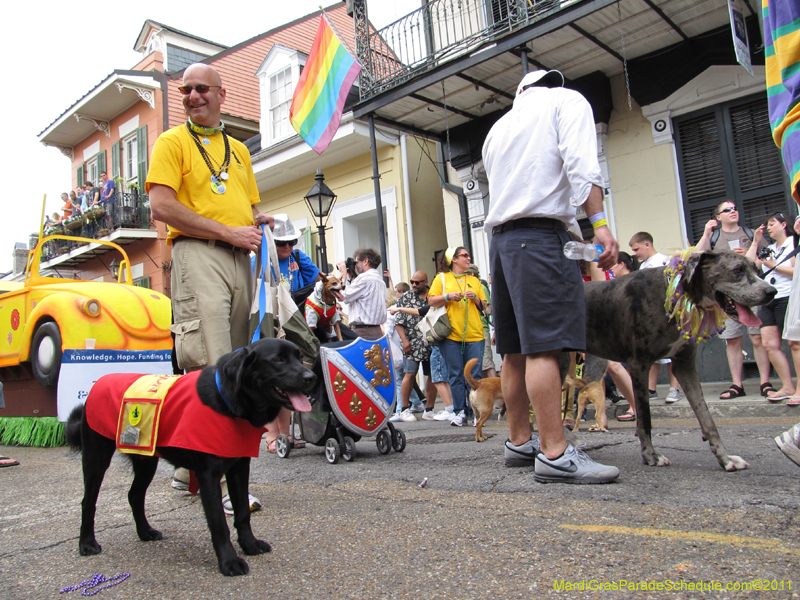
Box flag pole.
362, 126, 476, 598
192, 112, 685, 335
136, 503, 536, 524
319, 5, 364, 71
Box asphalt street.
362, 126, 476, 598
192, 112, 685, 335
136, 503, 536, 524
1, 408, 799, 600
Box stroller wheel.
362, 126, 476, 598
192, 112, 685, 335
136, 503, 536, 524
324, 438, 341, 464
376, 430, 391, 455
275, 434, 291, 458
342, 436, 356, 462
391, 428, 406, 453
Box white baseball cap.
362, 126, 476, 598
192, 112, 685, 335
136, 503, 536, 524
516, 70, 565, 96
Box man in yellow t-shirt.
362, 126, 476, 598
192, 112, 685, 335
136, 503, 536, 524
147, 63, 272, 511
147, 63, 272, 371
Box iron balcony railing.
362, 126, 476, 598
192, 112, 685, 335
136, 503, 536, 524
358, 0, 569, 98
41, 191, 152, 259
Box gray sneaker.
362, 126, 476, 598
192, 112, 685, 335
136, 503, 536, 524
534, 444, 620, 484
775, 423, 800, 467
665, 387, 680, 403
504, 435, 541, 467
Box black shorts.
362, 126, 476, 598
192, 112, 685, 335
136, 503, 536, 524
759, 296, 789, 331
489, 224, 585, 355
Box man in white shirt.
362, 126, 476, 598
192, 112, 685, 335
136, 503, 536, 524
338, 248, 386, 340
629, 231, 681, 402
483, 69, 620, 484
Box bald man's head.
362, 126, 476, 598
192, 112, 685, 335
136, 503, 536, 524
181, 63, 226, 127
411, 270, 428, 295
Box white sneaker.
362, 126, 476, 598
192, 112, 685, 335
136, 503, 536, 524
389, 413, 403, 422
433, 409, 455, 421
775, 423, 800, 467
665, 387, 680, 403
421, 410, 436, 421
221, 493, 262, 516
534, 445, 619, 484
399, 408, 417, 422
450, 411, 465, 427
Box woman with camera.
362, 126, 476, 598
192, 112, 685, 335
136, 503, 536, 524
747, 213, 796, 402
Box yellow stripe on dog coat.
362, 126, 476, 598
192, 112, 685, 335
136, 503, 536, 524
116, 374, 181, 455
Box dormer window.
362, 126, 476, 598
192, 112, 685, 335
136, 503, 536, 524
256, 44, 307, 149
269, 67, 293, 140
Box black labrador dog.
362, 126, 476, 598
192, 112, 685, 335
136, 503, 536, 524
66, 338, 316, 576
584, 250, 775, 471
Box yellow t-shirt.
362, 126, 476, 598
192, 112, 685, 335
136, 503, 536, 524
145, 125, 260, 243
428, 272, 487, 343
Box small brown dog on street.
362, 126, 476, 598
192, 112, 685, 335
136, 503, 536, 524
564, 354, 610, 433
464, 358, 503, 442
304, 276, 344, 343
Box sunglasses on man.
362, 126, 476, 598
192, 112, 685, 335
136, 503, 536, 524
178, 85, 221, 95
410, 279, 427, 285
275, 239, 298, 247
717, 207, 738, 215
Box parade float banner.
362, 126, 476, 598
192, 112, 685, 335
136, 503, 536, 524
57, 349, 173, 421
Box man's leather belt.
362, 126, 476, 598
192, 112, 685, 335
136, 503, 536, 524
351, 323, 381, 329
491, 217, 567, 235
173, 235, 250, 254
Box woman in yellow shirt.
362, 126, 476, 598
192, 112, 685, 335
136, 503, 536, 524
428, 246, 487, 427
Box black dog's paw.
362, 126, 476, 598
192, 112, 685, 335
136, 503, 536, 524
137, 527, 163, 542
220, 557, 250, 577
240, 538, 272, 555
79, 539, 102, 556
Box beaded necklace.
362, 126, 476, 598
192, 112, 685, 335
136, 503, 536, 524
664, 249, 726, 343
185, 120, 230, 194
60, 573, 130, 596
450, 270, 471, 353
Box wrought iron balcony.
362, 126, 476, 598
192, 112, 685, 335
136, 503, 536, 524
356, 0, 568, 98
41, 192, 152, 261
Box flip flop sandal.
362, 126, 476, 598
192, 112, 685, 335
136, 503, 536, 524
587, 424, 606, 432
266, 441, 277, 453
0, 456, 20, 467
761, 382, 777, 397
767, 391, 792, 402
719, 384, 746, 399
292, 440, 306, 449
616, 410, 636, 422
787, 396, 800, 406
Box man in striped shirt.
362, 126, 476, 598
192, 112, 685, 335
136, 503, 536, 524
338, 248, 387, 340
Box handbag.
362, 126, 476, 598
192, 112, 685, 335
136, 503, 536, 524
417, 273, 452, 345
249, 225, 320, 367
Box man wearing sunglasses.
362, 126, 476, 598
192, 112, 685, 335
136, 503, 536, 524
337, 248, 386, 340
695, 200, 774, 400
272, 213, 319, 294
148, 63, 272, 512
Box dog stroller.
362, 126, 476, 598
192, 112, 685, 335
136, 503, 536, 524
274, 335, 405, 464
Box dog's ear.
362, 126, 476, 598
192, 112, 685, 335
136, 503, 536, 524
219, 346, 259, 411
682, 252, 715, 303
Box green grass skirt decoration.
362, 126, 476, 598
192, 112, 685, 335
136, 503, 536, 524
0, 417, 66, 447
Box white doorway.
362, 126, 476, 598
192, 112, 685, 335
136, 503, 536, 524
331, 186, 400, 283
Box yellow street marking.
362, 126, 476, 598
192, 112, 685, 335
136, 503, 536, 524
560, 525, 800, 557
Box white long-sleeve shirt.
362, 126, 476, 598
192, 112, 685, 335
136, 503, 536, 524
482, 86, 604, 233
341, 268, 386, 326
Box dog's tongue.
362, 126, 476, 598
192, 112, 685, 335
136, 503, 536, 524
735, 302, 762, 327
288, 393, 312, 412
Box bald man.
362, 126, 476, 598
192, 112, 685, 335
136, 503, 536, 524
148, 63, 272, 370
394, 270, 438, 420
147, 64, 272, 509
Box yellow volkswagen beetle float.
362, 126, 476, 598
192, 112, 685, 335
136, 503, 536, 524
0, 235, 172, 388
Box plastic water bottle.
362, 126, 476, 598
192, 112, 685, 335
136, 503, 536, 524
563, 241, 604, 262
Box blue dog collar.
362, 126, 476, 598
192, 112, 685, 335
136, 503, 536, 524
214, 369, 239, 417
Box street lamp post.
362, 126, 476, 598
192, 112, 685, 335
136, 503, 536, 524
304, 169, 337, 272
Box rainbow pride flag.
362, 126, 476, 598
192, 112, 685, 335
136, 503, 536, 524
290, 16, 362, 154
